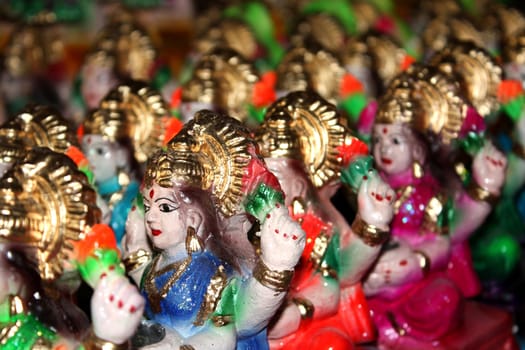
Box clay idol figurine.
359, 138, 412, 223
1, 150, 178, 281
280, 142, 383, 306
72, 12, 174, 125
178, 47, 276, 126
0, 147, 144, 349
364, 65, 514, 349
0, 24, 63, 116
122, 110, 305, 349
81, 81, 177, 242
256, 91, 395, 349
186, 1, 283, 74
429, 41, 524, 284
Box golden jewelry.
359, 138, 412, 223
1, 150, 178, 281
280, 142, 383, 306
123, 249, 152, 272
83, 328, 130, 350
466, 180, 499, 206
194, 265, 229, 326
413, 249, 431, 277
351, 216, 389, 247
412, 161, 424, 179
144, 254, 193, 314
292, 298, 315, 319
253, 259, 294, 293
310, 231, 330, 269
185, 226, 204, 254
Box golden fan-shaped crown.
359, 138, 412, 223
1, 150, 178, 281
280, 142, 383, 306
422, 16, 484, 55
0, 126, 27, 164
430, 41, 502, 116
143, 143, 207, 190
100, 81, 169, 164
13, 104, 79, 153
167, 110, 254, 216
195, 19, 258, 60
503, 28, 525, 66
290, 13, 346, 54
0, 148, 100, 281
266, 91, 350, 187
276, 43, 345, 103
255, 107, 303, 160
377, 64, 468, 144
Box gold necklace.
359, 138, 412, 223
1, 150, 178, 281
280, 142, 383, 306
144, 254, 193, 314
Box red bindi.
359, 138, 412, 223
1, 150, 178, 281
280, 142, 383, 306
382, 127, 388, 134
399, 260, 407, 266
149, 189, 154, 198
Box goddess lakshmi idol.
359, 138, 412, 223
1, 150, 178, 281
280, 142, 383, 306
0, 147, 144, 349
363, 65, 516, 349
255, 91, 395, 349
121, 110, 306, 349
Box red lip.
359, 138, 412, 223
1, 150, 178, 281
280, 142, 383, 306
381, 158, 392, 165
151, 229, 162, 236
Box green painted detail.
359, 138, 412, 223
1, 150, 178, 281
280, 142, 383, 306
302, 0, 357, 35
77, 248, 125, 287
134, 193, 145, 216
502, 96, 525, 122
459, 0, 477, 15
151, 65, 172, 92
0, 313, 57, 350
244, 183, 284, 223
340, 155, 374, 193
223, 2, 284, 67
0, 301, 10, 323
370, 0, 394, 13
79, 165, 94, 185
322, 232, 340, 276
339, 93, 368, 124
247, 104, 266, 125
6, 0, 91, 23
213, 277, 238, 320
456, 131, 485, 156
439, 197, 455, 231
122, 0, 162, 8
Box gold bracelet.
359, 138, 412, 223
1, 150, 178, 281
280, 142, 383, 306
83, 329, 130, 350
291, 298, 315, 319
466, 181, 499, 206
413, 250, 431, 277
123, 249, 152, 272
253, 259, 294, 293
351, 216, 389, 247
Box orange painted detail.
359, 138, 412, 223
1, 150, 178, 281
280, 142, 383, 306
72, 224, 118, 263
498, 79, 524, 104
252, 71, 277, 107
340, 74, 364, 98
336, 136, 369, 167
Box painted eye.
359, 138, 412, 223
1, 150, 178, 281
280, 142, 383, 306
392, 137, 400, 145
144, 204, 150, 212
159, 203, 177, 213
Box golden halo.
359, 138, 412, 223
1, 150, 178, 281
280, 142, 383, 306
430, 41, 502, 116
169, 110, 254, 216
269, 91, 349, 187
100, 81, 169, 164
0, 148, 100, 281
